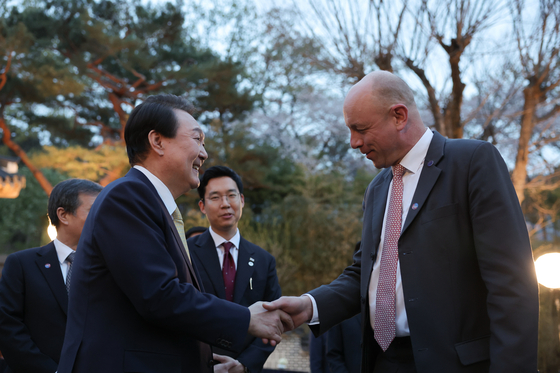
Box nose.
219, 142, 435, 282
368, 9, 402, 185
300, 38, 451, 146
199, 145, 208, 161
349, 131, 362, 149
220, 196, 231, 208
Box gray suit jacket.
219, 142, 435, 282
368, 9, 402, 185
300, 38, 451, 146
309, 132, 539, 373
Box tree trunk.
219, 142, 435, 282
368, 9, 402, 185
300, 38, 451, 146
0, 115, 53, 196
108, 92, 128, 142
511, 84, 540, 204
404, 59, 445, 135
443, 50, 466, 139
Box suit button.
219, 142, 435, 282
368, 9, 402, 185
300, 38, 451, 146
370, 252, 375, 259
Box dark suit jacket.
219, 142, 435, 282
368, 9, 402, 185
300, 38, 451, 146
326, 314, 361, 373
57, 168, 251, 373
189, 230, 281, 373
309, 333, 330, 373
0, 242, 67, 373
309, 132, 539, 373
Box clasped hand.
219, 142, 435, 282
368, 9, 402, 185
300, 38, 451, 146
248, 296, 313, 345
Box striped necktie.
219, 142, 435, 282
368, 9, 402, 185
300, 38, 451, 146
66, 251, 76, 294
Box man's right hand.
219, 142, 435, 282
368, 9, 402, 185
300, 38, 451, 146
262, 295, 313, 330
248, 302, 294, 346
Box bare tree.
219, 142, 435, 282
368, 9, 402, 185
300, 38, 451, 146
292, 0, 407, 81
510, 0, 560, 204
400, 0, 507, 138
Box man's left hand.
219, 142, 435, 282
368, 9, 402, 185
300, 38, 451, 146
213, 353, 245, 373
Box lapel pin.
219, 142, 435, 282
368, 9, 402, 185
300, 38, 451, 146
412, 203, 419, 210
44, 263, 51, 268
250, 278, 253, 290
249, 257, 254, 262
427, 160, 434, 167
248, 262, 254, 267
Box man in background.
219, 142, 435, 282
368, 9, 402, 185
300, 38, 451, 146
0, 178, 102, 373
186, 226, 207, 239
326, 242, 362, 373
58, 95, 291, 373
189, 166, 281, 373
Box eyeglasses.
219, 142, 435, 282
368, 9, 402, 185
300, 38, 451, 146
206, 193, 240, 203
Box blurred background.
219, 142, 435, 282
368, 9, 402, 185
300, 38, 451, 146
0, 0, 559, 371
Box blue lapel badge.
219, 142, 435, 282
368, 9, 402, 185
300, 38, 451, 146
411, 203, 419, 210
45, 263, 51, 268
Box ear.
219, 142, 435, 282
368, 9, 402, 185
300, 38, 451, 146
198, 199, 206, 215
240, 194, 245, 208
57, 207, 70, 227
391, 104, 409, 131
148, 130, 165, 156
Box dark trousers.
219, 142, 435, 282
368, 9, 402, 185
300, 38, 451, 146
373, 337, 417, 373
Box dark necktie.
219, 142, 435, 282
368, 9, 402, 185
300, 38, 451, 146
375, 164, 406, 351
66, 251, 76, 294
222, 242, 236, 301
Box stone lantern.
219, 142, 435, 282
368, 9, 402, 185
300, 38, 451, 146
0, 155, 26, 198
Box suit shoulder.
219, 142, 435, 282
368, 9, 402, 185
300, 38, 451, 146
241, 238, 275, 260
6, 245, 46, 261
444, 137, 496, 154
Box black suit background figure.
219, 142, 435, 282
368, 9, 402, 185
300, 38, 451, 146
189, 165, 282, 373
309, 333, 330, 373
326, 242, 362, 373
0, 179, 102, 373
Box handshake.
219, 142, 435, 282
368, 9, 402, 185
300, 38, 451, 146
247, 295, 314, 346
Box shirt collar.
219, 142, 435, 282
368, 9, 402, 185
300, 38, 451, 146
133, 165, 177, 215
399, 128, 433, 174
53, 239, 75, 264
208, 226, 241, 250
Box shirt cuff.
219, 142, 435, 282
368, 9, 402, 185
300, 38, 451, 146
303, 294, 320, 325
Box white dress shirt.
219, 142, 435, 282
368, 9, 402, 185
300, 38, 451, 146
368, 128, 432, 336
133, 165, 177, 215
308, 128, 433, 333
208, 227, 240, 270
53, 239, 75, 285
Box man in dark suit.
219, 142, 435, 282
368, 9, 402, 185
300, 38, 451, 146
189, 166, 282, 373
265, 71, 539, 372
0, 178, 102, 373
326, 314, 361, 373
326, 242, 362, 373
57, 95, 292, 373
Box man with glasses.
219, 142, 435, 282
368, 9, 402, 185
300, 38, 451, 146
189, 166, 281, 373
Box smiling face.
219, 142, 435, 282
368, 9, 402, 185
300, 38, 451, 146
198, 176, 245, 240
160, 109, 208, 196
344, 87, 403, 169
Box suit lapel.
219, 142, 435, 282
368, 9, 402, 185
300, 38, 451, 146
161, 203, 202, 290
401, 131, 445, 235
370, 171, 392, 256
128, 168, 202, 291
233, 237, 255, 304
36, 242, 68, 315
194, 231, 227, 298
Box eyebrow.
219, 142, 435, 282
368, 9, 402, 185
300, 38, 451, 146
208, 189, 238, 195
192, 127, 205, 139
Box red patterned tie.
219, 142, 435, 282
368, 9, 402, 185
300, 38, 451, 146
375, 164, 406, 351
222, 242, 236, 301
